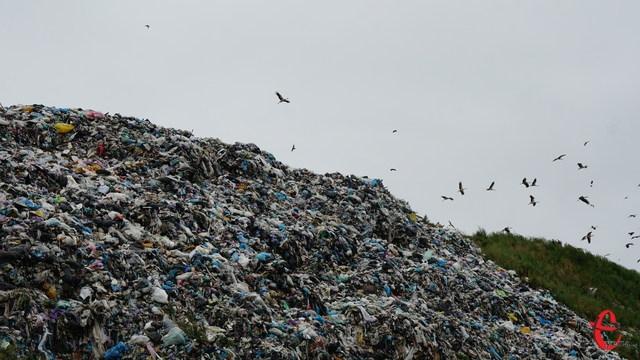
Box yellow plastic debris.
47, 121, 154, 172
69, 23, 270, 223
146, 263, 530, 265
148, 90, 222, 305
508, 313, 518, 322
41, 282, 57, 299
54, 123, 75, 133
409, 212, 417, 222
520, 326, 531, 334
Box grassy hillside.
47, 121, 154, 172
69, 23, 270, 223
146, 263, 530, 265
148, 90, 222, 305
468, 228, 640, 359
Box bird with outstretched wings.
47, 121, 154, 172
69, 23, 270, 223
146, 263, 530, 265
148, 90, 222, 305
276, 91, 290, 103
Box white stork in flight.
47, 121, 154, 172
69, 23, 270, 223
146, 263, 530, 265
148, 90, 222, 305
458, 181, 466, 195
276, 91, 290, 104
552, 154, 566, 162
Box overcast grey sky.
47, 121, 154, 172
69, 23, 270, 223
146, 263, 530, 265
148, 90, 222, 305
3, 2, 640, 270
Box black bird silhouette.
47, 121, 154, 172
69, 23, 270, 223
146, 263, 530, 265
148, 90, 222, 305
626, 243, 634, 248
581, 231, 593, 244
591, 225, 598, 230
522, 178, 530, 188
630, 214, 637, 218
486, 181, 495, 191
531, 178, 538, 187
578, 196, 590, 205
577, 163, 588, 170
584, 141, 590, 146
590, 181, 593, 187
145, 24, 150, 28
275, 91, 290, 103
441, 196, 454, 201
392, 129, 397, 133
529, 195, 538, 206
629, 232, 635, 236
503, 227, 512, 234
390, 168, 397, 171
553, 154, 566, 162
458, 182, 466, 195
291, 144, 296, 152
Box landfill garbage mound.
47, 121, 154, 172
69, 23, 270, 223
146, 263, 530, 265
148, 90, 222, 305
0, 104, 621, 359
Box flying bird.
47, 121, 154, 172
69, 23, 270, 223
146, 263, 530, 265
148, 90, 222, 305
553, 154, 566, 162
581, 231, 593, 244
584, 141, 590, 146
441, 196, 454, 201
502, 227, 512, 234
528, 195, 538, 206
578, 196, 590, 205
458, 182, 466, 195
577, 198, 594, 209
448, 220, 457, 229
145, 24, 150, 28
531, 178, 538, 187
392, 129, 397, 133
291, 144, 296, 152
522, 178, 530, 188
626, 243, 634, 248
577, 163, 588, 170
591, 225, 598, 230
632, 235, 640, 239
629, 232, 635, 236
390, 168, 397, 171
590, 181, 593, 187
275, 91, 290, 103
630, 214, 637, 218
486, 181, 495, 191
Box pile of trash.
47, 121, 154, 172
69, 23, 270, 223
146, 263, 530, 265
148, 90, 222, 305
0, 104, 622, 359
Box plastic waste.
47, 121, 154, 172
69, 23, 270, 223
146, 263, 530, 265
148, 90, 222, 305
103, 343, 130, 360
53, 123, 74, 133
162, 327, 187, 346
0, 103, 623, 360
151, 287, 169, 303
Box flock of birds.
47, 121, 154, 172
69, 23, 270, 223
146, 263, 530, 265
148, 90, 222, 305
437, 137, 640, 263
275, 89, 639, 263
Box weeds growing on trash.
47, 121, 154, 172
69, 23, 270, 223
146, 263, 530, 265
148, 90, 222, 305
470, 228, 640, 359
177, 311, 208, 343
0, 103, 631, 359
0, 345, 18, 360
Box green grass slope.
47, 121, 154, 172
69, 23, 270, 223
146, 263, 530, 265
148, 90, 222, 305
467, 228, 640, 359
